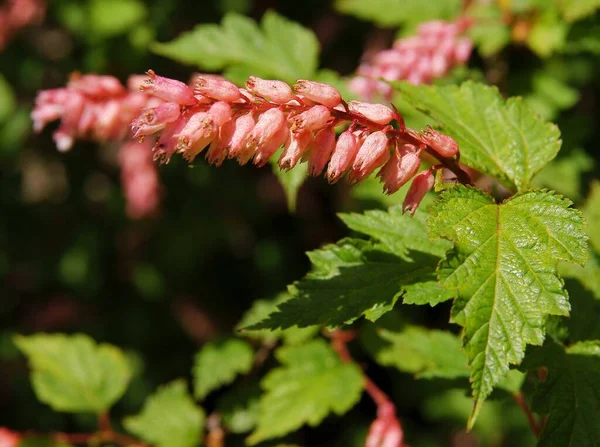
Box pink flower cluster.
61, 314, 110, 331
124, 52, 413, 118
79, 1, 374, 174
0, 0, 46, 50
132, 71, 466, 214
32, 72, 161, 152
350, 19, 474, 101
32, 73, 162, 218
118, 140, 161, 219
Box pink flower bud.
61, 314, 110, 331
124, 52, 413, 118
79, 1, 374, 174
253, 121, 289, 168
454, 37, 473, 64
403, 168, 434, 215
245, 76, 294, 104
206, 118, 235, 167
279, 129, 312, 170
348, 101, 395, 125
140, 70, 197, 105
154, 115, 189, 164
227, 114, 256, 159
206, 101, 232, 128
289, 105, 331, 133
131, 102, 181, 138
293, 80, 341, 108
326, 128, 361, 183
175, 111, 216, 161
350, 131, 390, 183
242, 108, 287, 165
420, 126, 458, 157
308, 126, 336, 176
194, 76, 242, 102
377, 144, 421, 194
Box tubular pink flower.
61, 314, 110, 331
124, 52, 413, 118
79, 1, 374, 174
227, 114, 256, 160
326, 129, 362, 183
308, 126, 336, 176
154, 115, 189, 163
131, 102, 181, 138
348, 101, 395, 125
242, 108, 287, 165
377, 144, 421, 195
293, 80, 342, 108
403, 168, 435, 216
289, 105, 331, 133
253, 121, 289, 168
194, 76, 242, 102
279, 129, 312, 170
350, 131, 391, 183
419, 126, 458, 157
245, 76, 294, 104
174, 111, 216, 161
140, 70, 197, 105
206, 119, 235, 167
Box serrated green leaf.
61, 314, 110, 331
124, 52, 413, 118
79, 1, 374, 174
249, 239, 445, 330
237, 293, 319, 345
377, 326, 469, 379
14, 333, 131, 413
335, 0, 461, 27
247, 340, 363, 444
429, 186, 588, 427
152, 11, 319, 84
398, 81, 562, 192
193, 338, 254, 400
217, 383, 261, 434
524, 342, 600, 446
124, 380, 205, 447
559, 0, 600, 22
583, 181, 600, 253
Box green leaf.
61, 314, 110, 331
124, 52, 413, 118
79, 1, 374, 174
466, 3, 511, 56
14, 333, 131, 413
583, 181, 600, 253
152, 11, 319, 84
217, 383, 261, 434
270, 152, 308, 213
527, 11, 569, 57
89, 0, 147, 37
247, 340, 363, 444
376, 326, 469, 379
334, 0, 461, 27
559, 0, 600, 22
124, 380, 205, 447
525, 342, 600, 446
429, 186, 588, 427
193, 338, 254, 400
249, 239, 445, 329
237, 293, 319, 345
0, 75, 16, 123
398, 81, 562, 192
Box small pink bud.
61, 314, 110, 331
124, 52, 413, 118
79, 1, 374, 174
245, 76, 294, 104
348, 101, 395, 125
175, 111, 216, 161
326, 129, 361, 183
227, 114, 256, 159
420, 126, 458, 157
279, 129, 312, 170
194, 76, 242, 102
454, 37, 473, 64
307, 126, 336, 176
206, 119, 235, 167
131, 102, 181, 138
241, 108, 287, 165
289, 105, 331, 133
206, 101, 232, 128
350, 131, 390, 183
154, 116, 189, 164
253, 121, 289, 168
403, 168, 435, 215
53, 127, 75, 152
293, 80, 341, 108
140, 70, 197, 105
377, 144, 421, 194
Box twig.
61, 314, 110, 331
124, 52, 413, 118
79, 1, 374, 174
512, 392, 541, 438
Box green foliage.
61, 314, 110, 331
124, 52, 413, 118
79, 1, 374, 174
583, 181, 600, 253
334, 0, 461, 27
532, 149, 594, 200
466, 3, 511, 56
399, 81, 563, 192
217, 383, 261, 434
123, 380, 205, 447
152, 11, 319, 84
193, 338, 254, 400
429, 186, 588, 427
559, 0, 600, 22
376, 326, 469, 379
0, 75, 16, 123
525, 342, 600, 445
247, 340, 364, 444
14, 333, 131, 413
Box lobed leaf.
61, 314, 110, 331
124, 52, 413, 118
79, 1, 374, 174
152, 11, 319, 84
123, 380, 205, 447
399, 81, 562, 192
193, 338, 254, 400
14, 333, 131, 413
247, 340, 363, 444
429, 186, 588, 427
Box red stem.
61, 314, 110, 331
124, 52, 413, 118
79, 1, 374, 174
512, 392, 541, 438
